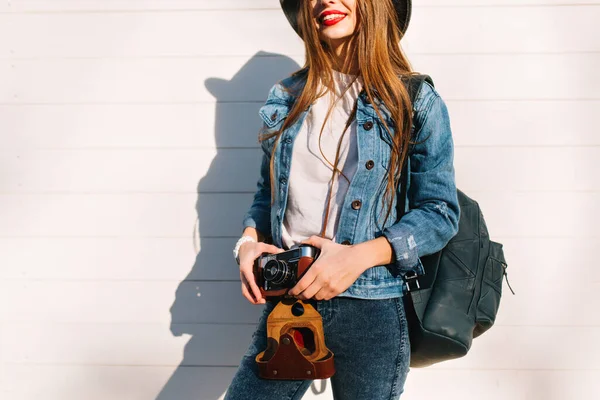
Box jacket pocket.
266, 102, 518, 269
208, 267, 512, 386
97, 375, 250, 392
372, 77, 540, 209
377, 120, 416, 170
258, 102, 290, 154
259, 102, 289, 131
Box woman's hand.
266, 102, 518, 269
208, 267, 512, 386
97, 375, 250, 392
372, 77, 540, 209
288, 235, 371, 301
238, 241, 284, 305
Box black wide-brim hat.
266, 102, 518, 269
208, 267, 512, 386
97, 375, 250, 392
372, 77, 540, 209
279, 0, 412, 37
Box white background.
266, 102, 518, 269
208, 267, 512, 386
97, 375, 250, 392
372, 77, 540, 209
1, 0, 599, 399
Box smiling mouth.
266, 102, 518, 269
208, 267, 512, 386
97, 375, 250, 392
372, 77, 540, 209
320, 14, 347, 26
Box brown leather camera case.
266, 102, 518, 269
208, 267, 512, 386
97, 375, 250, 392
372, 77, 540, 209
255, 298, 335, 380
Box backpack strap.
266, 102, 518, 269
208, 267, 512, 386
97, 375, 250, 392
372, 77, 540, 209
397, 74, 434, 221
402, 74, 434, 110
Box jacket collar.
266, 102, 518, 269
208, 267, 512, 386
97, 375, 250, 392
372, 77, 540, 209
279, 67, 376, 105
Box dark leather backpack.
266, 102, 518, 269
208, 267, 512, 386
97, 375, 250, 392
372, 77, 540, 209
399, 75, 514, 368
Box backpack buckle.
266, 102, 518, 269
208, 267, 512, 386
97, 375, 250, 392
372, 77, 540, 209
404, 271, 421, 292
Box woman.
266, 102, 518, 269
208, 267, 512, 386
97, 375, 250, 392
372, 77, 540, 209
227, 0, 460, 398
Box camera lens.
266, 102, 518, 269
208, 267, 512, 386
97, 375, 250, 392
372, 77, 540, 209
263, 259, 292, 285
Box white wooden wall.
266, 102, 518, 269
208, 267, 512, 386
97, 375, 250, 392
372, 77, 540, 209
1, 0, 598, 399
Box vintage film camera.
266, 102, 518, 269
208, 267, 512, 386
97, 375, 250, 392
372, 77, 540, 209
253, 244, 335, 380
253, 244, 320, 298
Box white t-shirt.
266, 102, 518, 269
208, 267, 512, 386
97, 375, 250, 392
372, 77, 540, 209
281, 70, 364, 249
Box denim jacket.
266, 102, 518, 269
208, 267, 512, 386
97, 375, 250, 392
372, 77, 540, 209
242, 72, 460, 299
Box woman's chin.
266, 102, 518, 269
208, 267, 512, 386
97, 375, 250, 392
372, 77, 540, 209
319, 28, 353, 40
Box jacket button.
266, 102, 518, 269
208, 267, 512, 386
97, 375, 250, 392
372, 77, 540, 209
341, 240, 351, 245
351, 200, 362, 210
279, 177, 287, 185
365, 160, 374, 170
270, 111, 278, 121
363, 121, 373, 130
284, 137, 292, 144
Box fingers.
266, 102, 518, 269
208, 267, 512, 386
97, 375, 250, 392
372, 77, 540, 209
237, 241, 284, 304
313, 287, 333, 301
301, 235, 327, 249
241, 270, 265, 304
294, 275, 337, 301
261, 243, 285, 254
288, 266, 318, 297
303, 285, 328, 301
295, 281, 321, 300
239, 242, 283, 266
240, 280, 255, 304
241, 283, 265, 304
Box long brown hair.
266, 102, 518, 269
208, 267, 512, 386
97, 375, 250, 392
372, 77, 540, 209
260, 0, 417, 228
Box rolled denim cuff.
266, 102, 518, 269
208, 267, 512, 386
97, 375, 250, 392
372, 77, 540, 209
242, 209, 271, 238
381, 226, 425, 276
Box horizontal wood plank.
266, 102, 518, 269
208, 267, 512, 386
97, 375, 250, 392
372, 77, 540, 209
1, 321, 599, 370
2, 101, 600, 150
3, 364, 600, 400
0, 236, 597, 327
0, 237, 242, 281
0, 0, 599, 13
0, 192, 597, 238
0, 0, 280, 13
445, 100, 600, 146
1, 364, 240, 400
0, 147, 598, 193
0, 275, 598, 327
0, 236, 596, 285
404, 369, 600, 399
1, 322, 258, 366
0, 7, 598, 58
0, 103, 264, 149
1, 54, 598, 103
0, 281, 264, 324
1, 0, 598, 12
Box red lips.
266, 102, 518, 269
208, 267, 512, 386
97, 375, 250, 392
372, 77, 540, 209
319, 9, 347, 26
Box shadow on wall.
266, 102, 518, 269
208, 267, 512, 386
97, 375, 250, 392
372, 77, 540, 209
154, 52, 327, 400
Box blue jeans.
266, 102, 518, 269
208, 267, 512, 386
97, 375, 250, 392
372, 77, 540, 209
224, 297, 411, 400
